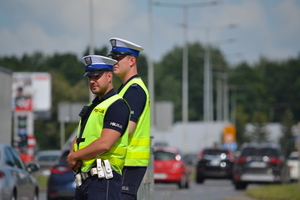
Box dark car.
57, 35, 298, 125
233, 142, 290, 190
154, 146, 190, 189
47, 150, 76, 200
196, 147, 235, 184
0, 143, 39, 200
35, 150, 61, 176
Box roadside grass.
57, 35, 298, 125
35, 174, 48, 191
246, 183, 300, 200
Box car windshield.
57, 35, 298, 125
241, 147, 279, 157
37, 155, 59, 162
154, 151, 176, 160
203, 149, 227, 156
54, 151, 69, 164
288, 155, 298, 160
288, 152, 298, 160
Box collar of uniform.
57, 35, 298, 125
118, 74, 140, 92
92, 89, 117, 104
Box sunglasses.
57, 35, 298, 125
112, 55, 128, 61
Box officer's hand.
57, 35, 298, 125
72, 160, 82, 171
66, 152, 77, 170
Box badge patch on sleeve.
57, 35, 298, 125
110, 122, 123, 129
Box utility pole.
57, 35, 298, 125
148, 0, 155, 130
89, 0, 95, 102
202, 24, 237, 122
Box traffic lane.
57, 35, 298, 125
154, 179, 255, 200
39, 180, 259, 200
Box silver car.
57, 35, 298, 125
35, 150, 61, 176
287, 151, 299, 181
0, 143, 39, 200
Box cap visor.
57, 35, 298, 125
107, 51, 119, 57
108, 51, 132, 57
84, 70, 105, 77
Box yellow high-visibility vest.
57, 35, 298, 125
74, 94, 129, 174
119, 78, 151, 166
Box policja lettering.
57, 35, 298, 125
110, 122, 123, 129
93, 108, 105, 114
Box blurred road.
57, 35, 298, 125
154, 179, 251, 200
40, 179, 258, 200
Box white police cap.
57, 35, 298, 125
108, 37, 143, 57
81, 55, 117, 77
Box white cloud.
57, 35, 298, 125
216, 1, 267, 30
0, 0, 299, 65
276, 0, 300, 37
259, 0, 300, 61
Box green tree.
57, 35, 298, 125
249, 111, 270, 142
154, 42, 226, 121
235, 105, 251, 148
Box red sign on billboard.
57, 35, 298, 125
14, 96, 33, 111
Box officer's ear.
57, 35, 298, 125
107, 71, 113, 79
128, 56, 137, 66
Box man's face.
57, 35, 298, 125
112, 55, 134, 77
87, 71, 111, 96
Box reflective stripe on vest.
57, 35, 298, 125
118, 78, 151, 166
75, 94, 129, 173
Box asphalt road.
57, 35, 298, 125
153, 179, 257, 200
40, 179, 258, 200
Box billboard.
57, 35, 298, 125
12, 72, 51, 162
12, 72, 51, 112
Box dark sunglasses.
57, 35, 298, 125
112, 56, 128, 61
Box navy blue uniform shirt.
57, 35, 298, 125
118, 75, 146, 123
79, 89, 130, 137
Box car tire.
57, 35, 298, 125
10, 188, 16, 200
47, 194, 56, 200
184, 175, 190, 189
234, 181, 247, 190
33, 190, 38, 200
281, 164, 291, 184
196, 174, 204, 184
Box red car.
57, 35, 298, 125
153, 146, 190, 189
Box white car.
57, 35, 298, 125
287, 151, 299, 181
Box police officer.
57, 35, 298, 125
108, 38, 151, 200
66, 55, 130, 200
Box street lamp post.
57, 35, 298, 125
204, 29, 211, 122
148, 0, 155, 130
201, 24, 237, 122
89, 0, 95, 102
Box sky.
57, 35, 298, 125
1, 0, 300, 66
